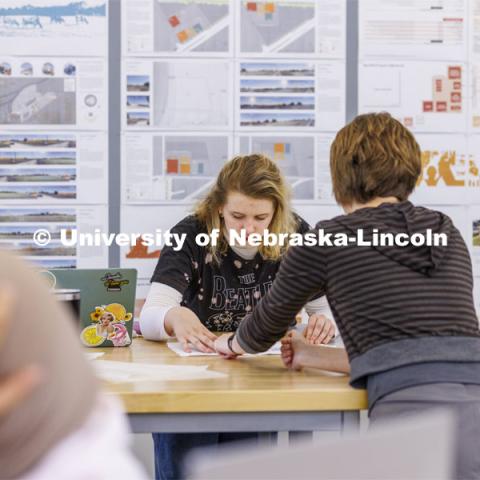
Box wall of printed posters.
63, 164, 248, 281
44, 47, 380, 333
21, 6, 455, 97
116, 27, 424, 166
359, 0, 480, 311
0, 0, 109, 268
120, 0, 348, 299
2, 1, 478, 313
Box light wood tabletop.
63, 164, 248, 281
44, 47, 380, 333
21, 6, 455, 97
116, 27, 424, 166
97, 338, 367, 414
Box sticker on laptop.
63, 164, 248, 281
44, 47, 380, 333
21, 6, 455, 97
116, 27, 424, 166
100, 272, 130, 292
81, 303, 133, 347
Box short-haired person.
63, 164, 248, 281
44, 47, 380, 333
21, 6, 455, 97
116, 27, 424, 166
215, 113, 480, 478
140, 154, 336, 480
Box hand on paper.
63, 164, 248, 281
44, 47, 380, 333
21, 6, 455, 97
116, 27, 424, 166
165, 307, 217, 353
304, 314, 335, 345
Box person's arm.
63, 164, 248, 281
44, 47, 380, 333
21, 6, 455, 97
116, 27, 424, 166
145, 218, 217, 352
281, 331, 350, 373
164, 306, 217, 353
139, 282, 182, 340
215, 240, 327, 356
140, 282, 217, 352
292, 214, 337, 345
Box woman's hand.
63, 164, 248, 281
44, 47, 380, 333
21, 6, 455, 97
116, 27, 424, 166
304, 314, 335, 345
165, 307, 217, 353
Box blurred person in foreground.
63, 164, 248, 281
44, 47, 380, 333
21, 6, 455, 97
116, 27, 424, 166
0, 250, 146, 479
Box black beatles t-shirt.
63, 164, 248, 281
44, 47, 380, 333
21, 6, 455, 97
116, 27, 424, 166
151, 214, 311, 332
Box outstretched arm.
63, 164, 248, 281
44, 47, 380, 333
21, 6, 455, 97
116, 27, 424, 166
281, 331, 350, 373
215, 241, 328, 357
237, 242, 327, 353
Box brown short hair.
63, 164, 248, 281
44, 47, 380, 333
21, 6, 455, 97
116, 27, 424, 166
195, 154, 297, 261
330, 112, 421, 206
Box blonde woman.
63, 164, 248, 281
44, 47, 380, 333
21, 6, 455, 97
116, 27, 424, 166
140, 154, 336, 480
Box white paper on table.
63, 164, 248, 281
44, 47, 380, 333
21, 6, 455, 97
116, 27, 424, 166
167, 341, 281, 357
91, 359, 226, 383
84, 352, 105, 360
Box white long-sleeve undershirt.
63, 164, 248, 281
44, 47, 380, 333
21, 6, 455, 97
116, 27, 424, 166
139, 245, 336, 341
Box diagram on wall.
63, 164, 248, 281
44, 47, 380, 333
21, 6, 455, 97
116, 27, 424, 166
0, 0, 107, 56
124, 0, 230, 55
470, 207, 480, 277
409, 134, 480, 205
1, 1, 108, 270
0, 205, 108, 267
359, 62, 467, 132
238, 61, 314, 129
239, 0, 315, 55
120, 0, 347, 297
0, 57, 107, 130
359, 0, 467, 61
0, 76, 75, 125
237, 61, 344, 131
470, 63, 480, 132
122, 132, 230, 203
236, 134, 314, 199
316, 133, 335, 204
0, 131, 108, 204
467, 137, 480, 191
239, 0, 346, 58
124, 59, 231, 130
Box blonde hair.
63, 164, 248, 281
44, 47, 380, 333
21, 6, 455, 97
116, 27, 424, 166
195, 154, 297, 261
330, 112, 421, 206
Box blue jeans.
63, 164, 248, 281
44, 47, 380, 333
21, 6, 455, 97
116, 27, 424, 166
153, 432, 259, 480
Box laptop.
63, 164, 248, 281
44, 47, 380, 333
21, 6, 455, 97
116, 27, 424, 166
45, 268, 137, 348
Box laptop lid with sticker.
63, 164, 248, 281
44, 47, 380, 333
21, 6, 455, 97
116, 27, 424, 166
46, 268, 137, 348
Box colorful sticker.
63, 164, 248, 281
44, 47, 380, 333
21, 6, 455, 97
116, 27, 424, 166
86, 303, 133, 347
100, 272, 130, 292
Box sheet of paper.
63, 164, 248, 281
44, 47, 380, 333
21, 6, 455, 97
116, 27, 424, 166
167, 341, 282, 357
123, 0, 230, 55
92, 359, 226, 382
0, 0, 107, 56
121, 132, 231, 203
123, 59, 231, 130
238, 60, 345, 133
237, 134, 316, 201
0, 131, 108, 204
468, 206, 480, 278
359, 61, 466, 133
0, 205, 109, 269
84, 351, 105, 360
359, 0, 467, 61
0, 57, 107, 131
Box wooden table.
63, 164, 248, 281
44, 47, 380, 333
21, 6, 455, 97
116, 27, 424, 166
98, 338, 368, 434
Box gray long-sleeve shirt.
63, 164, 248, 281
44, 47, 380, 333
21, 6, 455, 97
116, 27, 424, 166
236, 202, 480, 388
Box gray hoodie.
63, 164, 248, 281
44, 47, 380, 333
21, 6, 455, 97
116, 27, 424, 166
236, 201, 480, 388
